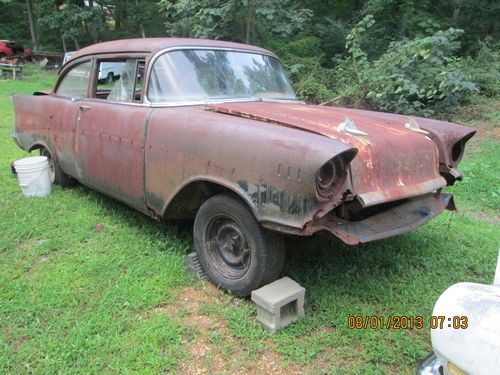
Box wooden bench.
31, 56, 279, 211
0, 63, 24, 79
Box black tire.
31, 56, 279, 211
39, 147, 75, 187
194, 194, 285, 297
106, 72, 114, 83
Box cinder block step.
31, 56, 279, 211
185, 252, 207, 280
251, 277, 305, 332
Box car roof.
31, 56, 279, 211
70, 38, 276, 60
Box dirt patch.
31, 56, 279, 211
153, 283, 303, 375
463, 210, 500, 225
465, 122, 499, 154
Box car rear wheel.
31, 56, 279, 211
39, 147, 75, 187
194, 194, 285, 297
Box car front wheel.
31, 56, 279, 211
193, 194, 285, 297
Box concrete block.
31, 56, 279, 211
185, 252, 207, 279
251, 277, 305, 332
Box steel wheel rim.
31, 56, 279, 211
205, 215, 251, 279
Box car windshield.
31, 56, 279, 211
148, 49, 297, 103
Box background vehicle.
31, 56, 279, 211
0, 40, 31, 59
11, 38, 476, 296
62, 51, 74, 65
97, 61, 123, 83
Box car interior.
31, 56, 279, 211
95, 58, 145, 102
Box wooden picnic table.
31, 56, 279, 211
0, 63, 24, 79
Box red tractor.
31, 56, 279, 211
0, 40, 31, 60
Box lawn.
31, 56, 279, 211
1, 66, 498, 374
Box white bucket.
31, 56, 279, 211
13, 156, 52, 197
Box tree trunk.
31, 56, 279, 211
88, 0, 99, 43
453, 5, 462, 24
245, 0, 253, 44
73, 37, 80, 50
135, 0, 146, 37
26, 0, 39, 51
61, 36, 67, 53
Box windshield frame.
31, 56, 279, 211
144, 46, 299, 107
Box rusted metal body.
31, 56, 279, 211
11, 38, 475, 245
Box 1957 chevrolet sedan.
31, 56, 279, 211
12, 38, 476, 296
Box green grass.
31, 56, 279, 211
1, 65, 499, 374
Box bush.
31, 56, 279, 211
364, 28, 478, 115
457, 42, 500, 97
325, 16, 479, 116
276, 37, 335, 103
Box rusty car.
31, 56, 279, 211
12, 38, 476, 296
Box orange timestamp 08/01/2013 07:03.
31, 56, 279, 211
347, 315, 469, 330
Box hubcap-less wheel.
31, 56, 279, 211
38, 147, 74, 187
194, 194, 285, 296
206, 216, 251, 279
40, 149, 56, 184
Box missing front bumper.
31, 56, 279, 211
305, 193, 455, 245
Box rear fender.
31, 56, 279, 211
419, 118, 476, 184
12, 94, 78, 178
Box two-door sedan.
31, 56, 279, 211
12, 38, 475, 296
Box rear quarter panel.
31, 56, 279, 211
12, 94, 78, 177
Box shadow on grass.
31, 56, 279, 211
68, 182, 194, 245
67, 180, 441, 285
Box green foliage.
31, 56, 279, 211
0, 0, 30, 46
292, 64, 335, 104
365, 28, 478, 115
39, 3, 105, 48
275, 37, 335, 103
332, 19, 479, 115
457, 42, 500, 97
158, 0, 312, 43
275, 36, 323, 59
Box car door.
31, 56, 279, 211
75, 57, 151, 212
31, 59, 96, 179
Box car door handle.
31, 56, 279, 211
79, 105, 91, 111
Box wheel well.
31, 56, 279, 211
28, 144, 43, 152
162, 180, 252, 220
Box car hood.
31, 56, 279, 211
207, 101, 447, 207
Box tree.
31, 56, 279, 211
26, 0, 38, 51
39, 2, 106, 50
158, 0, 312, 44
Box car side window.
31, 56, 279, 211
95, 58, 145, 103
56, 61, 92, 99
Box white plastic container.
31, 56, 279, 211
13, 156, 52, 197
431, 282, 500, 375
